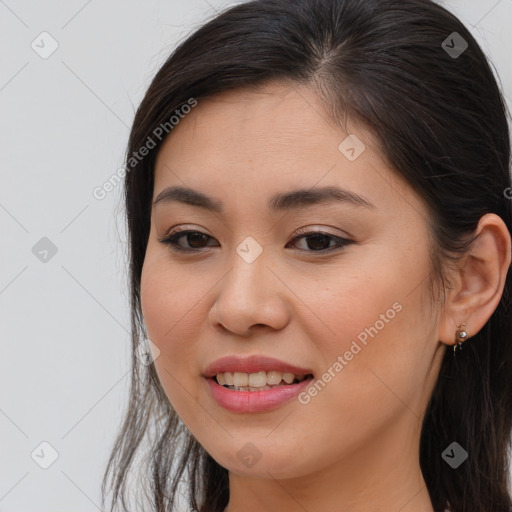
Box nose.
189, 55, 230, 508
209, 248, 291, 336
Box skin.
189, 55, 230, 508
140, 81, 511, 512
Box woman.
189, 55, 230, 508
101, 0, 512, 511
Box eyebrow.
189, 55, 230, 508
152, 185, 375, 212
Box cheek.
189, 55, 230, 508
140, 231, 220, 314
297, 264, 404, 357
319, 238, 432, 349
140, 244, 200, 343
301, 250, 433, 407
140, 252, 207, 408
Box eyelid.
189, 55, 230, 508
292, 225, 352, 239
161, 224, 351, 240
161, 224, 207, 237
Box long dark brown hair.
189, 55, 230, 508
101, 0, 512, 510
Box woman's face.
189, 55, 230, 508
140, 82, 447, 480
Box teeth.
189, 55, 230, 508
215, 370, 309, 388
233, 372, 248, 386
248, 371, 267, 387
267, 371, 282, 385
282, 372, 295, 384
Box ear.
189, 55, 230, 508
438, 213, 511, 346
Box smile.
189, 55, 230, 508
215, 370, 311, 390
206, 374, 314, 412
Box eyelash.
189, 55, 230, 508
157, 228, 353, 254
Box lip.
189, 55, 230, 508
203, 354, 314, 378
205, 375, 314, 413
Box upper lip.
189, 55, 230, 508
203, 355, 313, 378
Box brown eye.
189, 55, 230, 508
158, 230, 218, 252
287, 231, 353, 253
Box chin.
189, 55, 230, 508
209, 446, 314, 480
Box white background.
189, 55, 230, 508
1, 0, 511, 510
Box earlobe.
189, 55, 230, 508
438, 213, 511, 346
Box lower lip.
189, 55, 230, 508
205, 376, 314, 413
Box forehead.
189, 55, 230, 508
152, 82, 421, 218
157, 82, 375, 164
